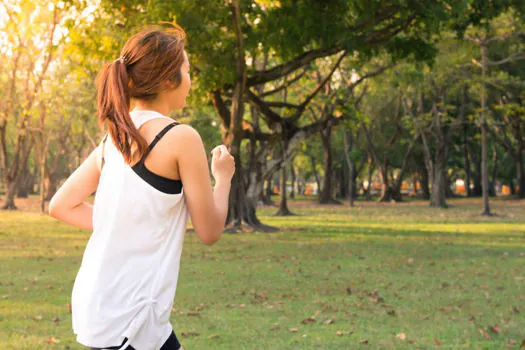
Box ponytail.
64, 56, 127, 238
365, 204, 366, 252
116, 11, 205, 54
96, 60, 148, 164
96, 26, 186, 164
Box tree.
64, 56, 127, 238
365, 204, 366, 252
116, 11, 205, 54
81, 0, 524, 228
0, 0, 77, 209
465, 10, 525, 213
399, 39, 475, 207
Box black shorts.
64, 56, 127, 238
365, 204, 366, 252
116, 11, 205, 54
90, 330, 181, 350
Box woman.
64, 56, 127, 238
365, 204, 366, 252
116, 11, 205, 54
49, 26, 234, 350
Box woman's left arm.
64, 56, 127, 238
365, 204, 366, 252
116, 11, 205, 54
49, 145, 102, 230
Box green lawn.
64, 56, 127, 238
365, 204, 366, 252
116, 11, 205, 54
1, 197, 524, 349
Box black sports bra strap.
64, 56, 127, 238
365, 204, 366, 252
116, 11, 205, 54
143, 122, 180, 158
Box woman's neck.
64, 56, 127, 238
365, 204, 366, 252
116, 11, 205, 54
132, 99, 170, 116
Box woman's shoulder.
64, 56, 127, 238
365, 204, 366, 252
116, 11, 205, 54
166, 123, 202, 144
161, 122, 204, 159
140, 117, 200, 144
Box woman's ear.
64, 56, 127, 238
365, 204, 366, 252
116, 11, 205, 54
161, 80, 177, 90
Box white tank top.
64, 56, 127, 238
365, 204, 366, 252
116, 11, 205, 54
72, 110, 189, 349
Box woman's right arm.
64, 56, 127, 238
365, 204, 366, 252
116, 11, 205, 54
175, 125, 234, 245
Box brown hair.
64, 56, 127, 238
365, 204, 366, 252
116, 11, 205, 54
96, 25, 186, 164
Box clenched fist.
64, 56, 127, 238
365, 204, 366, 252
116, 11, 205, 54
210, 145, 235, 183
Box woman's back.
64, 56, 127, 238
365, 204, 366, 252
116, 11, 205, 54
73, 110, 189, 349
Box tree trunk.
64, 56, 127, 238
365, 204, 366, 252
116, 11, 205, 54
361, 121, 393, 202
226, 137, 277, 231
430, 144, 447, 208
290, 163, 296, 199
391, 142, 414, 202
245, 165, 276, 230
348, 160, 356, 206
489, 147, 498, 197
364, 155, 374, 200
338, 165, 349, 200
275, 141, 294, 216
40, 159, 46, 213
463, 125, 472, 197
219, 0, 278, 231
517, 153, 525, 199
430, 166, 446, 208
319, 126, 339, 204
420, 166, 430, 200
297, 174, 304, 196
410, 173, 419, 196
509, 180, 516, 195
17, 169, 33, 198
377, 168, 392, 202
2, 135, 33, 209
480, 44, 491, 215
263, 176, 275, 205
352, 160, 361, 200
471, 157, 482, 196
309, 155, 321, 195
227, 146, 246, 228
445, 174, 455, 198
3, 178, 19, 210
45, 173, 59, 201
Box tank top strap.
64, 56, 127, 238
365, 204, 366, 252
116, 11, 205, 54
140, 122, 181, 161
148, 122, 180, 150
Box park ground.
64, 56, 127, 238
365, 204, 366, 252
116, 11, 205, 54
0, 196, 524, 349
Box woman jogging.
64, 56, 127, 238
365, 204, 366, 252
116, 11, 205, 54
49, 26, 234, 350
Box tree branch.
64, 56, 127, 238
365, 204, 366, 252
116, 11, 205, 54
287, 51, 346, 123
211, 89, 231, 129
246, 89, 283, 125
486, 52, 525, 66
264, 101, 302, 109
246, 47, 341, 87
260, 69, 307, 97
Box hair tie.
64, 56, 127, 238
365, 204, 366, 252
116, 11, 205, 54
114, 56, 125, 64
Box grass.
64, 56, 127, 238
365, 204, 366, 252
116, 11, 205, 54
0, 196, 524, 349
